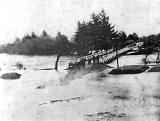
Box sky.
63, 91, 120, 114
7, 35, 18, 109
0, 0, 160, 44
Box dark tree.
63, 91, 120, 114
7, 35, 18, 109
54, 32, 70, 70
31, 32, 37, 38
141, 35, 157, 65
133, 32, 139, 42
23, 34, 31, 40
41, 30, 49, 37
118, 31, 127, 48
127, 33, 139, 42
74, 9, 118, 54
119, 31, 127, 40
15, 37, 21, 43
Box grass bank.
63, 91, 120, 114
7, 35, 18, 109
108, 65, 149, 74
60, 64, 110, 85
148, 65, 160, 72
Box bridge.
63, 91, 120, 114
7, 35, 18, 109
69, 42, 143, 67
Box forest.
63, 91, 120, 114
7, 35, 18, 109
0, 10, 141, 56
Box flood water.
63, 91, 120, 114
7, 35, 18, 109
0, 53, 160, 121
0, 53, 76, 73
0, 53, 77, 121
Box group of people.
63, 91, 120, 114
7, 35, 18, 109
68, 46, 134, 69
68, 49, 108, 69
68, 58, 88, 69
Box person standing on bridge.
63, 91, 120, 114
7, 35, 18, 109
88, 58, 91, 65
156, 48, 160, 63
93, 56, 96, 63
81, 58, 86, 68
77, 59, 80, 69
68, 62, 71, 68
96, 54, 100, 63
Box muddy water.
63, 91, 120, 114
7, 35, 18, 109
0, 53, 160, 121
0, 53, 76, 72
0, 54, 76, 121
85, 72, 160, 121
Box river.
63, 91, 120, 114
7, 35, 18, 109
0, 53, 76, 73
0, 53, 160, 121
0, 53, 77, 121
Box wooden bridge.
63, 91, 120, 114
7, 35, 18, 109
69, 42, 143, 66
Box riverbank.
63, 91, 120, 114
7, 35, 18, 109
60, 63, 111, 85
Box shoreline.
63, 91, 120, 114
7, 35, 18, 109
60, 63, 111, 86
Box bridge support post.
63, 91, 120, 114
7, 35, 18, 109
116, 46, 119, 68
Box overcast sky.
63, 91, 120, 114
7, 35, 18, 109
0, 0, 160, 44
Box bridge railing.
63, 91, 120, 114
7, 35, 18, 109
69, 42, 140, 67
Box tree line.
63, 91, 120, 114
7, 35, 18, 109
74, 9, 139, 55
0, 30, 73, 56
140, 34, 160, 49
0, 10, 139, 56
0, 9, 140, 69
138, 33, 160, 65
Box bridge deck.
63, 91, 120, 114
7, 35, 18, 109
69, 42, 142, 66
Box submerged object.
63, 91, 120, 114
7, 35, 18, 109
16, 62, 23, 69
1, 73, 21, 79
